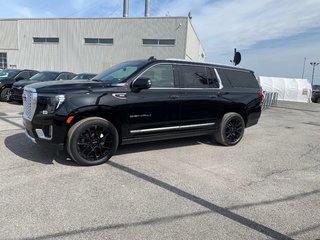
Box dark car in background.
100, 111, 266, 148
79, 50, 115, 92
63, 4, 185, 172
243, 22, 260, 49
72, 73, 96, 80
11, 71, 76, 102
0, 69, 38, 101
311, 85, 320, 103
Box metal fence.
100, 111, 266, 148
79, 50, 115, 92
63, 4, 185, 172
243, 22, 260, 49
262, 91, 278, 109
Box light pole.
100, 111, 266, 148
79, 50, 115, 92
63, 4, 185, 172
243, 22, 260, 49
310, 62, 319, 86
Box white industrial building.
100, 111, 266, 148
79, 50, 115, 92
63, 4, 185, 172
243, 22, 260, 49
0, 13, 205, 73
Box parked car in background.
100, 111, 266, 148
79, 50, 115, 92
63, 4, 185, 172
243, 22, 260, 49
311, 85, 320, 103
0, 69, 38, 101
22, 58, 262, 166
11, 71, 76, 102
72, 73, 96, 80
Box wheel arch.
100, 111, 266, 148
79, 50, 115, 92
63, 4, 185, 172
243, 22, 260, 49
64, 105, 122, 143
230, 105, 248, 126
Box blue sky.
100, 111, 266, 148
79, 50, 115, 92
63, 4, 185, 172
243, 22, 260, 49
1, 0, 320, 83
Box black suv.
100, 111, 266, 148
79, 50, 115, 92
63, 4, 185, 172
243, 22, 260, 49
23, 58, 262, 166
311, 85, 320, 103
0, 69, 38, 101
11, 71, 76, 102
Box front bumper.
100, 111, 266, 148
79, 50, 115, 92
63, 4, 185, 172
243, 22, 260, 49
23, 116, 65, 149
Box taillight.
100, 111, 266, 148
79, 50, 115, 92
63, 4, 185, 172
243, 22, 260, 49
259, 87, 263, 105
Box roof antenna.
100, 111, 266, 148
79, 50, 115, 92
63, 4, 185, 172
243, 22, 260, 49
148, 56, 156, 61
230, 48, 241, 66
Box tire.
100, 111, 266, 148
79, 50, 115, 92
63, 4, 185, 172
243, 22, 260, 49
213, 112, 245, 146
0, 88, 11, 102
66, 117, 119, 166
317, 98, 320, 103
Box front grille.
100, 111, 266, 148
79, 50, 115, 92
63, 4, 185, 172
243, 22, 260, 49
23, 88, 37, 121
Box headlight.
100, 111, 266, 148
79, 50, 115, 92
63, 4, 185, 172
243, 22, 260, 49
40, 95, 65, 114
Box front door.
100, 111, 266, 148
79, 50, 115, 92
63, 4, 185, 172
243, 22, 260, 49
125, 63, 181, 137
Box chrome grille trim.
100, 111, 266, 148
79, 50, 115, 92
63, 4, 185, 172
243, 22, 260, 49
23, 88, 37, 121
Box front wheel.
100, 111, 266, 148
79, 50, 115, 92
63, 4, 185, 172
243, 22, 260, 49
213, 112, 245, 146
66, 117, 119, 166
0, 88, 11, 102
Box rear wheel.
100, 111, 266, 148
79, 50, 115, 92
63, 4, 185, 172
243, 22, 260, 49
66, 117, 119, 166
0, 88, 11, 102
213, 112, 245, 146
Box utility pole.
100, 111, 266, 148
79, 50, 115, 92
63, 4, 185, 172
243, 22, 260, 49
301, 57, 306, 79
310, 62, 319, 86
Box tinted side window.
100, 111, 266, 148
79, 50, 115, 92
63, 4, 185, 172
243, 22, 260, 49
16, 71, 30, 80
68, 73, 75, 79
57, 73, 69, 80
140, 64, 174, 88
221, 69, 259, 88
180, 66, 209, 88
30, 71, 38, 77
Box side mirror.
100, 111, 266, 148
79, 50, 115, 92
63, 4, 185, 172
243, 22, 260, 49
131, 77, 151, 92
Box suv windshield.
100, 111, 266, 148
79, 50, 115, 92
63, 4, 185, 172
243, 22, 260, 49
73, 74, 96, 80
93, 60, 147, 83
0, 69, 20, 78
30, 72, 59, 81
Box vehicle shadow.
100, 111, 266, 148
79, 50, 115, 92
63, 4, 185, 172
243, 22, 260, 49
7, 101, 23, 106
4, 132, 218, 166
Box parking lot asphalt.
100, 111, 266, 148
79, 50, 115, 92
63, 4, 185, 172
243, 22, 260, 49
0, 101, 320, 240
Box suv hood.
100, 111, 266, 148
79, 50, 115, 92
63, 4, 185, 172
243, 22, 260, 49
25, 80, 124, 94
13, 79, 32, 87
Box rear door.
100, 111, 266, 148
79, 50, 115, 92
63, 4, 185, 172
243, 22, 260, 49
125, 63, 181, 136
178, 65, 224, 128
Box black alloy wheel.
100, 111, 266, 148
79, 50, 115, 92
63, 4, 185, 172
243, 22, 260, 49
0, 88, 11, 102
67, 117, 119, 166
213, 112, 245, 146
224, 117, 243, 144
77, 125, 113, 161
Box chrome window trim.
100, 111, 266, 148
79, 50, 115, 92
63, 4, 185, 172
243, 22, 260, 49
130, 122, 215, 134
213, 68, 224, 90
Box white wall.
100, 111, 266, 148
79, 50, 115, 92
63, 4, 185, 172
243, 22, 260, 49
0, 17, 205, 74
185, 19, 205, 62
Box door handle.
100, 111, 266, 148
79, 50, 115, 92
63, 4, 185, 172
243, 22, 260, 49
169, 95, 179, 99
209, 95, 218, 98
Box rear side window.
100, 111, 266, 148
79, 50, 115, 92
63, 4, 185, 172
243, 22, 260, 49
68, 73, 76, 79
15, 71, 30, 80
179, 65, 210, 88
218, 69, 259, 88
57, 73, 69, 80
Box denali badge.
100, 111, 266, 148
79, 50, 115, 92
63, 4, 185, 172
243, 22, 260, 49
130, 114, 151, 118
